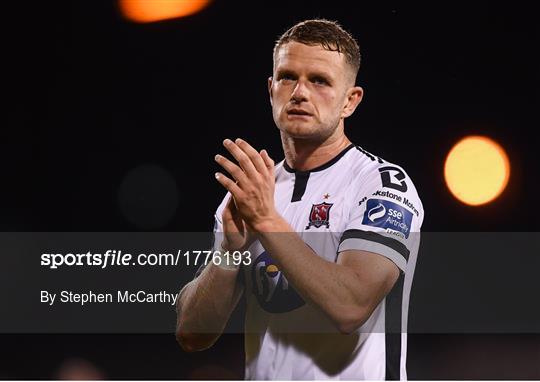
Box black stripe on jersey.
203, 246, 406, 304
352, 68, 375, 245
355, 145, 384, 164
340, 229, 410, 261
385, 272, 404, 380
285, 144, 355, 202
291, 171, 310, 202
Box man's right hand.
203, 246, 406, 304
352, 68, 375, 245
221, 194, 254, 251
176, 194, 247, 352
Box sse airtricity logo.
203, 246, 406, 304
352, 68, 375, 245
367, 202, 387, 222
251, 251, 305, 313
362, 198, 413, 238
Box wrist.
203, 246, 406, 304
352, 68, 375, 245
251, 213, 286, 233
220, 240, 233, 252
213, 244, 240, 271
220, 239, 244, 252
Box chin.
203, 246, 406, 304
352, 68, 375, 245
278, 122, 324, 140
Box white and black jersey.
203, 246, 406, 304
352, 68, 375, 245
209, 143, 424, 380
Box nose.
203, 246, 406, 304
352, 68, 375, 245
290, 80, 308, 104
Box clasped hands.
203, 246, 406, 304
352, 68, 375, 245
214, 138, 279, 251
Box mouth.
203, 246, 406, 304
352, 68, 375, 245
286, 108, 313, 118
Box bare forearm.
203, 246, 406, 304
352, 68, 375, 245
257, 219, 368, 332
176, 263, 242, 349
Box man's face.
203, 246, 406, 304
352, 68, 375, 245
269, 41, 360, 141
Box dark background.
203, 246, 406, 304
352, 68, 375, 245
1, 0, 539, 379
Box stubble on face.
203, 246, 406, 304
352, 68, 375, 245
270, 42, 352, 144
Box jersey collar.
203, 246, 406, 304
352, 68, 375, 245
283, 143, 355, 173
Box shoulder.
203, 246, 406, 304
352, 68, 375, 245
346, 146, 420, 192
346, 145, 424, 221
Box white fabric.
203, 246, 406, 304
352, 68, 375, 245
212, 144, 424, 380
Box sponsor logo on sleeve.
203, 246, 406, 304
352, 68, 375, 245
362, 199, 413, 238
379, 166, 408, 192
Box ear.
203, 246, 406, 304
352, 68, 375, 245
268, 76, 274, 106
341, 86, 363, 119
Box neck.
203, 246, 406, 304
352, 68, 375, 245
281, 131, 352, 172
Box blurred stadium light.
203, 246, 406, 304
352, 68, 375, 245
444, 136, 510, 206
118, 0, 212, 23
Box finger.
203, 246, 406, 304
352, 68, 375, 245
215, 154, 249, 185
260, 149, 275, 171
223, 139, 259, 179
235, 138, 268, 175
215, 172, 244, 199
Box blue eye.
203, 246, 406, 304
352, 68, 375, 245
312, 77, 328, 85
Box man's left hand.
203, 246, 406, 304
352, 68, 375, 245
214, 138, 278, 232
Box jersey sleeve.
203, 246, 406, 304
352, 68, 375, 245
338, 164, 424, 273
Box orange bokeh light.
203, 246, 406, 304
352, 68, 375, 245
444, 136, 510, 206
119, 0, 211, 23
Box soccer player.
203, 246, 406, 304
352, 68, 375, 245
176, 19, 424, 380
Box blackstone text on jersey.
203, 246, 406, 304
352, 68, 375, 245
371, 189, 420, 217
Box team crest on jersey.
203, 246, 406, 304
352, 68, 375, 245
305, 202, 333, 230
252, 251, 305, 313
